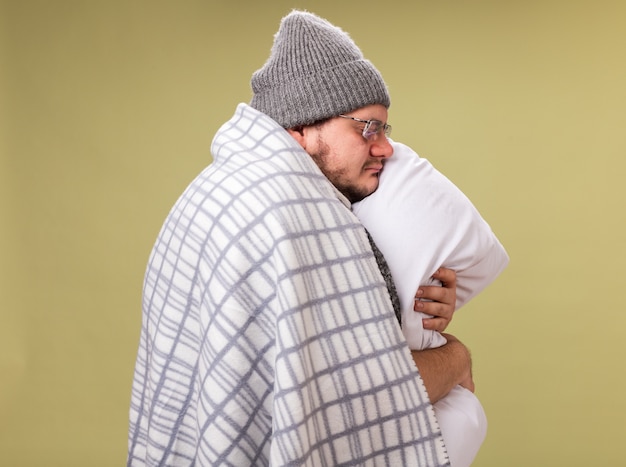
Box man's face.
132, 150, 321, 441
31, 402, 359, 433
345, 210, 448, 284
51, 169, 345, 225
292, 104, 394, 203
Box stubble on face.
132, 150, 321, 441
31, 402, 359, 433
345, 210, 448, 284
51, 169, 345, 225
309, 132, 378, 204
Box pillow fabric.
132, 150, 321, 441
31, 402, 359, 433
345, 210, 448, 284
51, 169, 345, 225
353, 141, 508, 467
353, 140, 509, 350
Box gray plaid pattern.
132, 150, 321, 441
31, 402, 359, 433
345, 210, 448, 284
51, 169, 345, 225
127, 104, 449, 466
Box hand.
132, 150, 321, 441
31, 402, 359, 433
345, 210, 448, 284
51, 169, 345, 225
414, 267, 457, 333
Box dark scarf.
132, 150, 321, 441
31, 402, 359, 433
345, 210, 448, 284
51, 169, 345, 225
366, 230, 402, 325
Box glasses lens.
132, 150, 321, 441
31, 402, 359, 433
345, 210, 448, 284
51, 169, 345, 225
363, 121, 392, 140
363, 121, 381, 139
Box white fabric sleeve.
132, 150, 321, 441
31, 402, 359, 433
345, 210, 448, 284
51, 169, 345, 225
353, 141, 509, 350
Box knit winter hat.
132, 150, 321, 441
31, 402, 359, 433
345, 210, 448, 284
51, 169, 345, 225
250, 10, 390, 129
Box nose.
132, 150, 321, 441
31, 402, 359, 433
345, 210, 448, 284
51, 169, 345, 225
370, 135, 393, 159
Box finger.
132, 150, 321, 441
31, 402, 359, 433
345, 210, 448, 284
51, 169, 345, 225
459, 377, 476, 393
414, 294, 454, 319
432, 267, 457, 287
416, 285, 452, 304
418, 303, 452, 332
422, 317, 450, 332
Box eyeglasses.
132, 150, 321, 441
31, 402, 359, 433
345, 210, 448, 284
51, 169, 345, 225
338, 115, 392, 141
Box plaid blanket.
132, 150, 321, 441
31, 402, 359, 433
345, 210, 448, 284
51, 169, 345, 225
127, 104, 449, 466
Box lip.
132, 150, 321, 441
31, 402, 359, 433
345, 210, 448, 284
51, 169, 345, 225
364, 164, 384, 173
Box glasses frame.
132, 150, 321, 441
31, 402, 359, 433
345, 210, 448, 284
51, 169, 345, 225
338, 114, 392, 141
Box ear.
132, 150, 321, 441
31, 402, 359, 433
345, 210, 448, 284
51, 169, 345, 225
286, 126, 307, 149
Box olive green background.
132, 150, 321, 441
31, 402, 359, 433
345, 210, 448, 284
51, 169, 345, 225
2, 1, 625, 466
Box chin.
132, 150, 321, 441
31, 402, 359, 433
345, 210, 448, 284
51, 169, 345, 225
366, 179, 381, 195
346, 186, 378, 203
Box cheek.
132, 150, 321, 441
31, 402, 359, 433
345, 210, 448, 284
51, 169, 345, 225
336, 142, 368, 170
337, 154, 362, 176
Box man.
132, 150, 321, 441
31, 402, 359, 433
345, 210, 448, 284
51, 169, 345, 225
128, 10, 472, 466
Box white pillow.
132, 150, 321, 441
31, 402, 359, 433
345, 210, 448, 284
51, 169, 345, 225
353, 140, 509, 350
